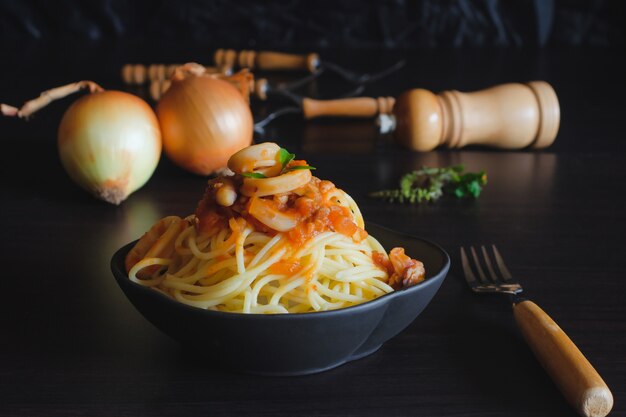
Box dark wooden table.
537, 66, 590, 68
1, 42, 625, 416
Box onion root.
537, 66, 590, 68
17, 81, 104, 119
1, 103, 18, 116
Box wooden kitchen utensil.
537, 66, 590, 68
213, 49, 405, 85
461, 245, 613, 417
131, 64, 266, 103
300, 81, 560, 151
214, 49, 320, 73
121, 63, 231, 86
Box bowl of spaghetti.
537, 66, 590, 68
111, 143, 449, 375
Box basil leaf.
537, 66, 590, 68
285, 165, 316, 172
278, 148, 295, 170
241, 172, 268, 179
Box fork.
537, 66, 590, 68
461, 245, 613, 417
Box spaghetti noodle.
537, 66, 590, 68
125, 142, 425, 314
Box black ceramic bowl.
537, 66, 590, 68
111, 223, 449, 375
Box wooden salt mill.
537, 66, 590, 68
301, 81, 560, 151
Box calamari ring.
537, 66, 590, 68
125, 216, 189, 277
241, 169, 312, 197
248, 197, 298, 231
227, 142, 282, 177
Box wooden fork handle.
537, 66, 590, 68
513, 300, 613, 417
214, 49, 320, 72
254, 51, 320, 72
301, 96, 395, 120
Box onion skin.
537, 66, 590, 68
156, 76, 253, 175
57, 91, 161, 205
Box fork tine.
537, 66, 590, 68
492, 245, 513, 281
470, 246, 489, 283
461, 244, 522, 295
481, 245, 499, 283
460, 247, 477, 284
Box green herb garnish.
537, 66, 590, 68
284, 165, 316, 172
241, 172, 268, 179
241, 147, 316, 178
279, 147, 316, 173
369, 165, 487, 204
278, 148, 296, 170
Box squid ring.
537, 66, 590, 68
241, 169, 312, 197
228, 142, 282, 177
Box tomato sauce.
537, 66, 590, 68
372, 251, 393, 275
194, 169, 367, 246
269, 261, 303, 276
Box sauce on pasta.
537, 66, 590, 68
125, 142, 425, 314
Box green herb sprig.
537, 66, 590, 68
241, 147, 315, 178
369, 165, 487, 204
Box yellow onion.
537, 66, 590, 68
156, 76, 253, 175
58, 91, 161, 205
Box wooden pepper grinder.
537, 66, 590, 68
301, 81, 560, 151
393, 81, 560, 151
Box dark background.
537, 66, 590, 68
1, 2, 626, 417
2, 0, 625, 155
1, 0, 624, 47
